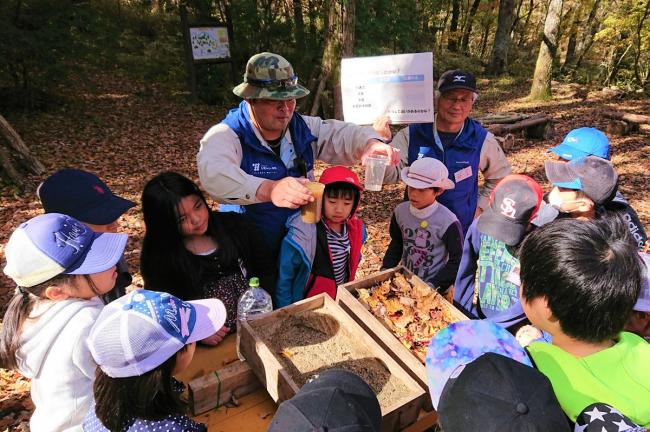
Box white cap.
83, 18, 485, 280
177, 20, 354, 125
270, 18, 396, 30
401, 157, 455, 190
88, 290, 227, 377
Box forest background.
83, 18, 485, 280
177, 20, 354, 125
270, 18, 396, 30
1, 0, 650, 429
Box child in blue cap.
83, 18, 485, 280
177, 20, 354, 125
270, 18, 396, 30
539, 127, 647, 248
37, 168, 135, 301
1, 213, 128, 431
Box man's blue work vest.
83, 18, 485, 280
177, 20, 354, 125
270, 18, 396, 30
221, 101, 316, 255
407, 118, 488, 234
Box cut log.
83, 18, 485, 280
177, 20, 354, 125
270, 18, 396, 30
487, 115, 550, 139
477, 112, 530, 125
0, 114, 45, 187
188, 360, 261, 415
603, 111, 650, 125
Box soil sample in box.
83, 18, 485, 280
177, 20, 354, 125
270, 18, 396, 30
238, 294, 425, 431
255, 309, 411, 407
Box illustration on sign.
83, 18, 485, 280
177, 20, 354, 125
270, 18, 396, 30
341, 52, 434, 125
190, 27, 230, 60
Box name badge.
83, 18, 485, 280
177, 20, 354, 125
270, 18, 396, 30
454, 166, 472, 183
506, 264, 521, 286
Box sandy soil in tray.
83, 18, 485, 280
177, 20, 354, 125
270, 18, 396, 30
253, 309, 413, 407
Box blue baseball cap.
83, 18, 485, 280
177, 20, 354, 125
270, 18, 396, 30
88, 290, 226, 377
37, 168, 135, 225
547, 127, 610, 161
3, 213, 128, 287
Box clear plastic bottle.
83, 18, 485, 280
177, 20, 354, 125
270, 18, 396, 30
236, 277, 273, 360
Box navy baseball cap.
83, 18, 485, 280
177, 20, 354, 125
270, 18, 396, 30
548, 127, 610, 161
437, 69, 477, 94
545, 156, 618, 205
37, 169, 135, 225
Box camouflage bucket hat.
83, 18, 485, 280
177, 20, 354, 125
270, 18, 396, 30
233, 52, 310, 100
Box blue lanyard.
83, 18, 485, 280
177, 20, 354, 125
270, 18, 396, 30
432, 119, 464, 152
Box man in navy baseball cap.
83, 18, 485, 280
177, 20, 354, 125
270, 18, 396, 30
437, 69, 478, 94
380, 68, 512, 236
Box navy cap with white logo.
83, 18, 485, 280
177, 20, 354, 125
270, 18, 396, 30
437, 69, 477, 94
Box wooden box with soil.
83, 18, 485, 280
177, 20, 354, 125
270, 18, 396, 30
337, 266, 468, 395
238, 293, 426, 431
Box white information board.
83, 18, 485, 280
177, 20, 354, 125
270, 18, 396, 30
190, 27, 230, 60
341, 52, 434, 125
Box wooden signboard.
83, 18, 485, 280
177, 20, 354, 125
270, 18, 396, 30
238, 293, 426, 431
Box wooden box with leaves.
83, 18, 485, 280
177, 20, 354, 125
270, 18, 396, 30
337, 266, 468, 392
238, 293, 426, 431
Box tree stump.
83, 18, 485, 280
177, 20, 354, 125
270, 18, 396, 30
603, 111, 646, 136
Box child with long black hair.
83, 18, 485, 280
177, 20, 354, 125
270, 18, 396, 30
0, 213, 128, 431
83, 289, 227, 431
140, 172, 274, 336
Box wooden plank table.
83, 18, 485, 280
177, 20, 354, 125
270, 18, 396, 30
177, 333, 438, 431
176, 336, 275, 431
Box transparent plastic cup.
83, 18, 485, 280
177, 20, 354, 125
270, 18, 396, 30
300, 182, 325, 223
364, 155, 389, 191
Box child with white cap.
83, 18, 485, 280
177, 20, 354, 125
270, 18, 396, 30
382, 157, 463, 293
0, 213, 128, 431
83, 289, 227, 431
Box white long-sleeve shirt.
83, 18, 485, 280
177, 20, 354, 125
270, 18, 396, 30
197, 102, 380, 205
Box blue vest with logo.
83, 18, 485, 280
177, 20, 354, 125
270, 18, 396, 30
221, 101, 316, 255
407, 118, 487, 233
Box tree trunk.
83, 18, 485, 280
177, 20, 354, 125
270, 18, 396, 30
510, 0, 523, 37
529, 0, 563, 99
517, 0, 535, 47
334, 0, 355, 120
562, 11, 581, 69
311, 0, 337, 117
293, 0, 306, 53
573, 0, 600, 68
479, 20, 493, 59
605, 42, 633, 86
448, 0, 461, 52
461, 0, 482, 53
488, 0, 516, 74
634, 0, 650, 86
0, 114, 45, 187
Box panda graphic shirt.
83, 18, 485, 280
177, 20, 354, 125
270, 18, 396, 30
382, 201, 463, 291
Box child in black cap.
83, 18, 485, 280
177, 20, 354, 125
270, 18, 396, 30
37, 168, 135, 301
268, 368, 381, 432
454, 174, 543, 330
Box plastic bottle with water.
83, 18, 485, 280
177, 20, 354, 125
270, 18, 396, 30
236, 277, 273, 360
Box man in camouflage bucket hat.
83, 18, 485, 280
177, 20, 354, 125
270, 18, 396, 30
232, 52, 310, 100
198, 52, 399, 257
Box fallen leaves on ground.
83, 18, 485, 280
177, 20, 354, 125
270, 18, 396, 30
0, 73, 648, 429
